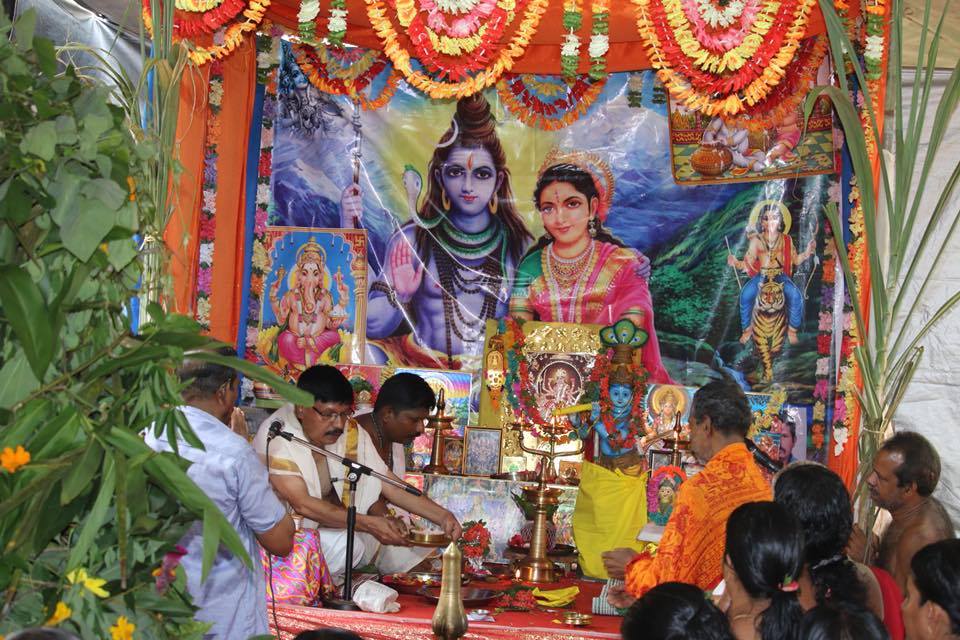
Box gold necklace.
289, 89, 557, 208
547, 241, 594, 291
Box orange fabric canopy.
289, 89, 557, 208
261, 1, 829, 74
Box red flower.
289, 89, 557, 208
816, 334, 832, 354
840, 338, 854, 358
258, 151, 272, 178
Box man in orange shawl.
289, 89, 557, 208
603, 375, 772, 605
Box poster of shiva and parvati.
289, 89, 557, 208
243, 40, 842, 467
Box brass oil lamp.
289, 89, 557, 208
423, 388, 455, 475
511, 416, 582, 584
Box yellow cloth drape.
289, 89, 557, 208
573, 460, 648, 579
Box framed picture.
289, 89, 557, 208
396, 367, 474, 471
245, 227, 368, 383
666, 36, 835, 185
462, 426, 503, 477
441, 436, 464, 474
647, 449, 675, 475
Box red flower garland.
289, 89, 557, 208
293, 44, 399, 110
459, 520, 491, 560
496, 73, 607, 131
643, 0, 801, 96
724, 35, 828, 131
389, 0, 530, 82
142, 0, 245, 37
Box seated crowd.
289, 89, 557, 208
118, 351, 954, 639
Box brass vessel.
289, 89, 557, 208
423, 389, 455, 475
431, 542, 468, 640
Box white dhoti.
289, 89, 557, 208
317, 529, 374, 583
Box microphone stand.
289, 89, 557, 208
268, 423, 422, 610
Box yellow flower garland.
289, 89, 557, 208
142, 0, 270, 66
632, 0, 814, 116
294, 44, 400, 110
364, 0, 549, 99
427, 23, 489, 55
395, 0, 416, 26
175, 0, 224, 12
317, 46, 381, 81
661, 0, 780, 73
496, 75, 607, 130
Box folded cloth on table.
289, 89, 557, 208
592, 580, 623, 616
532, 586, 580, 607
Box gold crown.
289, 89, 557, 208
295, 236, 326, 266
537, 148, 615, 220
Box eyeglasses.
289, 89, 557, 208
311, 407, 352, 423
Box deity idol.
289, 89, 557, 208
353, 94, 532, 369
727, 200, 816, 345
569, 374, 640, 468
509, 150, 672, 383
269, 237, 348, 371
569, 335, 649, 578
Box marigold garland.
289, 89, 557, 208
293, 43, 399, 110
585, 348, 647, 451
317, 45, 382, 81
396, 0, 528, 81
724, 34, 828, 132
419, 0, 499, 36
142, 0, 270, 66
664, 0, 785, 74
496, 73, 606, 130
499, 317, 552, 432
176, 0, 224, 12
632, 0, 815, 116
365, 0, 549, 99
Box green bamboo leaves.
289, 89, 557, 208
807, 0, 960, 531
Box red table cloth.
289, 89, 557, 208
267, 578, 621, 639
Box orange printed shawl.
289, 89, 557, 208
625, 443, 772, 597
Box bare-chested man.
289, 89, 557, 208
849, 431, 955, 592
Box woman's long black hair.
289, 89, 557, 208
774, 464, 867, 609
622, 582, 734, 640
799, 604, 889, 640
911, 539, 960, 635
726, 501, 805, 640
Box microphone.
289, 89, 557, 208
267, 421, 291, 441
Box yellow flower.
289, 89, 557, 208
1, 445, 30, 473
109, 616, 135, 640
67, 568, 110, 598
45, 601, 72, 626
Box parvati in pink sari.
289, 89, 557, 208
510, 240, 673, 384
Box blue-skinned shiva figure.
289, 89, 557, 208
347, 94, 532, 370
